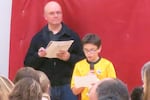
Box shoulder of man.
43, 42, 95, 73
32, 25, 48, 40
62, 22, 78, 36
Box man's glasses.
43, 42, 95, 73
49, 11, 62, 16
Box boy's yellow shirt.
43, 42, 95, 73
71, 58, 116, 100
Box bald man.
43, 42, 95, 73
89, 78, 130, 100
24, 1, 84, 100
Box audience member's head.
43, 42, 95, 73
9, 77, 42, 100
142, 61, 150, 100
141, 61, 150, 82
130, 87, 143, 100
98, 95, 121, 100
0, 76, 14, 100
89, 78, 129, 100
37, 70, 51, 100
13, 67, 39, 84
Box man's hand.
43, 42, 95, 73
38, 47, 47, 57
56, 50, 70, 61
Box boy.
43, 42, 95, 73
71, 33, 116, 100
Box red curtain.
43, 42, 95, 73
10, 0, 150, 91
9, 0, 49, 80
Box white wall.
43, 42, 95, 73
0, 1, 12, 77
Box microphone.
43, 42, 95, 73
90, 63, 95, 73
90, 63, 94, 70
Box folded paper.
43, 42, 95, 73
45, 40, 74, 58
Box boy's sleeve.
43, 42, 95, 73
107, 62, 117, 78
71, 63, 81, 88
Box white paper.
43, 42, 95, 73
45, 40, 74, 58
74, 74, 99, 88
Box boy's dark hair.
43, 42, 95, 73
82, 33, 101, 48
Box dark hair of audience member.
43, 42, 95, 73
130, 87, 143, 100
96, 78, 129, 100
98, 95, 121, 100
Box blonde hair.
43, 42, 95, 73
9, 77, 42, 100
13, 67, 39, 84
37, 71, 51, 92
143, 65, 150, 100
37, 70, 51, 100
0, 76, 14, 100
141, 61, 150, 82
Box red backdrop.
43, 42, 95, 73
10, 0, 150, 91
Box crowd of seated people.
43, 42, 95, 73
0, 67, 51, 100
1, 61, 150, 100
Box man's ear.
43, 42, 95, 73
45, 17, 47, 20
98, 46, 102, 53
44, 14, 47, 20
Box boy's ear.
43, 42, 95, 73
98, 46, 102, 53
